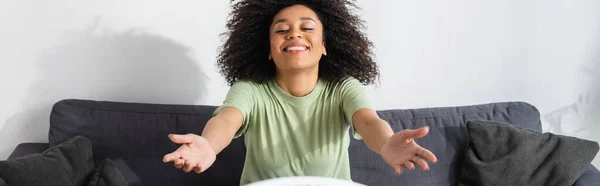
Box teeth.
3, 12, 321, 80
285, 46, 307, 51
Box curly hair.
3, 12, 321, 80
217, 0, 379, 86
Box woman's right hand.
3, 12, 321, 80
163, 133, 216, 174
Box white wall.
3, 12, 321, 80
359, 0, 600, 166
1, 0, 598, 166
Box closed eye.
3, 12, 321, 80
275, 28, 313, 33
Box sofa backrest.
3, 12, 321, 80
349, 102, 541, 185
49, 99, 244, 186
49, 99, 541, 186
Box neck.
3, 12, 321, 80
275, 67, 319, 97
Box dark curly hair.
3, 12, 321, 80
217, 0, 379, 86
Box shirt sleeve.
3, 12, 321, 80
212, 81, 255, 138
340, 77, 373, 140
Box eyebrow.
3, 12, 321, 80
274, 17, 316, 24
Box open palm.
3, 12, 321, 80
162, 134, 216, 174
381, 126, 438, 174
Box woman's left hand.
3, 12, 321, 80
380, 126, 438, 175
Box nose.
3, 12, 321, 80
286, 29, 302, 40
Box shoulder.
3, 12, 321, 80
229, 79, 265, 91
231, 79, 260, 87
321, 76, 367, 100
340, 76, 362, 86
328, 76, 364, 91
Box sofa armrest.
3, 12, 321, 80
7, 143, 50, 160
574, 164, 600, 186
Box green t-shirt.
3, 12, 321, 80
212, 77, 372, 185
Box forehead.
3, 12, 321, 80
272, 5, 320, 22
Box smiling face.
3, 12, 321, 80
269, 5, 327, 73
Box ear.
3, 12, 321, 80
268, 54, 272, 60
322, 43, 327, 56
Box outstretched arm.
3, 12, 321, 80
352, 108, 437, 174
201, 107, 244, 154
352, 108, 393, 154
162, 107, 243, 174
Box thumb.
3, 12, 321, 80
402, 126, 429, 140
169, 134, 195, 144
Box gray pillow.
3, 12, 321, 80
0, 136, 95, 186
457, 120, 599, 186
87, 158, 129, 186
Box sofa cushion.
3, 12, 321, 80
49, 99, 245, 186
87, 158, 129, 186
0, 135, 95, 186
457, 120, 599, 186
349, 102, 542, 186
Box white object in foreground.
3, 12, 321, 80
245, 176, 367, 186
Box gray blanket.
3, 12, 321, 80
457, 120, 599, 186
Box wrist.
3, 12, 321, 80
379, 135, 392, 154
200, 135, 219, 155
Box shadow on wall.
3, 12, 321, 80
543, 44, 599, 167
543, 48, 600, 137
0, 20, 207, 159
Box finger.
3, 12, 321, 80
413, 157, 430, 171
404, 161, 415, 170
169, 134, 195, 144
194, 162, 206, 174
163, 152, 182, 163
177, 158, 186, 166
174, 159, 185, 169
183, 160, 196, 173
194, 165, 202, 174
403, 126, 430, 140
174, 159, 182, 169
418, 148, 438, 163
394, 166, 403, 175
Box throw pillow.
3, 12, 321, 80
87, 158, 129, 186
457, 120, 599, 186
0, 135, 96, 186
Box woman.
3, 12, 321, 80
163, 1, 437, 185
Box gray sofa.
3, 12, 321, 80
7, 99, 600, 185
